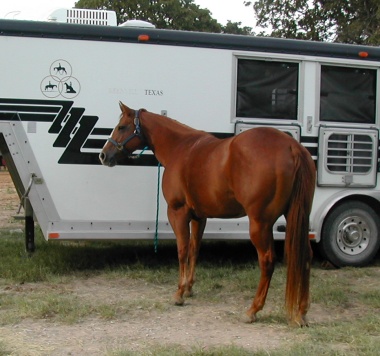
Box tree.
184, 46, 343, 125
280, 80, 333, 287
244, 0, 380, 45
322, 0, 380, 45
74, 0, 252, 34
222, 20, 253, 35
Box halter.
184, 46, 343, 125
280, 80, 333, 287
107, 109, 143, 154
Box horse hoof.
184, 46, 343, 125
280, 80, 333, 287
289, 315, 309, 328
184, 290, 193, 298
243, 311, 257, 323
173, 294, 185, 306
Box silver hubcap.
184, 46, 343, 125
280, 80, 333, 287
336, 215, 370, 255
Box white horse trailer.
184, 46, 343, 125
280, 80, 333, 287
1, 14, 380, 266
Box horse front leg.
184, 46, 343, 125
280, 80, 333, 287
167, 206, 191, 306
246, 220, 276, 323
185, 218, 207, 298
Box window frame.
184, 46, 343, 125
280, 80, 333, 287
317, 63, 378, 125
234, 56, 301, 122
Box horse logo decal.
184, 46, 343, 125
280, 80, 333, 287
41, 59, 81, 99
45, 81, 57, 91
53, 63, 68, 75
64, 82, 76, 94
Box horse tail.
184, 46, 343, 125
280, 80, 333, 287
284, 146, 315, 323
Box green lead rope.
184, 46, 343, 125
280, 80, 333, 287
154, 162, 162, 253
130, 146, 149, 160
134, 148, 160, 252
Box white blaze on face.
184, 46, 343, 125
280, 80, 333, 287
99, 127, 117, 166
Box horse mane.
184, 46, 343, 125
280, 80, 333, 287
149, 111, 211, 139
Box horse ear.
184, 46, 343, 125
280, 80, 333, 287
119, 102, 133, 116
119, 101, 126, 113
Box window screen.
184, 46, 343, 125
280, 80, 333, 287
320, 65, 376, 123
236, 59, 299, 120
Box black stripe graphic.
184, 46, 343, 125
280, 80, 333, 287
1, 98, 321, 167
0, 98, 160, 166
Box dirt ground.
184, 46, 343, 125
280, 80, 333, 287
0, 286, 294, 355
0, 171, 377, 355
0, 171, 23, 231
0, 171, 289, 355
0, 171, 293, 355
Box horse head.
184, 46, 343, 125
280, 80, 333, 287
99, 102, 147, 167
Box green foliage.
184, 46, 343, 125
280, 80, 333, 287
74, 0, 253, 34
244, 0, 380, 45
222, 20, 253, 35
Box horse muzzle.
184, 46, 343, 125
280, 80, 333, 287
99, 151, 116, 167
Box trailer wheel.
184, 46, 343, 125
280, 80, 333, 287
320, 201, 380, 267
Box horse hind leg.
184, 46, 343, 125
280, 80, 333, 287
184, 218, 207, 298
290, 243, 312, 327
245, 220, 276, 323
294, 281, 311, 327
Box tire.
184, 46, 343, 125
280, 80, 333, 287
320, 201, 380, 267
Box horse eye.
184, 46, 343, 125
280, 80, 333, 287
118, 125, 126, 131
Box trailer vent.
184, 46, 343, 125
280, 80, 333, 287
326, 133, 373, 173
318, 127, 378, 187
47, 8, 117, 26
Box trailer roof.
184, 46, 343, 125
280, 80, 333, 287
1, 19, 380, 62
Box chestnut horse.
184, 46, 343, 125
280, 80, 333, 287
99, 102, 316, 326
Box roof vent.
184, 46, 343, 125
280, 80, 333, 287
47, 8, 117, 26
119, 20, 156, 28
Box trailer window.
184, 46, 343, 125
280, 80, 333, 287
236, 59, 298, 120
320, 65, 376, 124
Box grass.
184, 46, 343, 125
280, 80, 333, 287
0, 229, 380, 355
109, 345, 269, 356
0, 229, 178, 280
0, 341, 10, 356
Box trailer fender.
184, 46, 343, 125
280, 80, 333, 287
312, 190, 380, 243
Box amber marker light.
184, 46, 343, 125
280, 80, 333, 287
358, 51, 369, 58
138, 34, 150, 42
48, 233, 60, 239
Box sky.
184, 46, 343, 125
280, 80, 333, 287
0, 0, 256, 28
